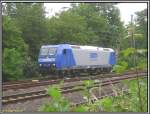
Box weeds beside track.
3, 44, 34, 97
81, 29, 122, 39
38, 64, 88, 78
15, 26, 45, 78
2, 71, 147, 105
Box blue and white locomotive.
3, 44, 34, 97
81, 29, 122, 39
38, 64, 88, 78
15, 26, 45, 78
38, 44, 116, 75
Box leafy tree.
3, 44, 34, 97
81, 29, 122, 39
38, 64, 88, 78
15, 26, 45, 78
70, 3, 125, 48
2, 16, 28, 54
47, 10, 97, 45
3, 48, 25, 81
70, 3, 106, 46
134, 9, 147, 49
2, 15, 28, 81
3, 3, 49, 61
122, 8, 147, 50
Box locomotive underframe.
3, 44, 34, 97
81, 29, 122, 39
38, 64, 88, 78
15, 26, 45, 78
39, 65, 112, 77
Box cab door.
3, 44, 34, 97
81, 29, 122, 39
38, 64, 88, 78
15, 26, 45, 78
62, 49, 75, 68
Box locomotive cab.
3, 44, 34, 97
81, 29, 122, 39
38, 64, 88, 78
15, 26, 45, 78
38, 45, 58, 73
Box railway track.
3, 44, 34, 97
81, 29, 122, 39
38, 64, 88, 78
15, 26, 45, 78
2, 70, 147, 91
3, 75, 59, 85
3, 69, 147, 85
2, 72, 147, 104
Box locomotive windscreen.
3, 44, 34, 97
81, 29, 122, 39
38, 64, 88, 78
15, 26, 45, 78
40, 47, 57, 56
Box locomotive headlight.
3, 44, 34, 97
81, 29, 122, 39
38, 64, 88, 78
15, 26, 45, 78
52, 64, 55, 66
39, 64, 42, 67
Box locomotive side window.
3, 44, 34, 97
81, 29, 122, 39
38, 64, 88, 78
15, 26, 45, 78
103, 48, 109, 51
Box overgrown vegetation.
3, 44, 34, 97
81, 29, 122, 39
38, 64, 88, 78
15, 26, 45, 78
39, 85, 70, 112
112, 48, 147, 74
97, 79, 147, 112
39, 78, 147, 112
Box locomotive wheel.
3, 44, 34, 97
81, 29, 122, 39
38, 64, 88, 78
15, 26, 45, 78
39, 67, 49, 76
62, 71, 65, 77
95, 68, 99, 75
89, 69, 93, 75
58, 70, 64, 78
72, 70, 77, 77
107, 67, 112, 72
57, 70, 62, 77
104, 68, 108, 73
66, 70, 71, 77
74, 69, 80, 77
70, 70, 75, 77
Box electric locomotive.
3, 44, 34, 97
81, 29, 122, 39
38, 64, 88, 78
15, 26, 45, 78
38, 44, 116, 76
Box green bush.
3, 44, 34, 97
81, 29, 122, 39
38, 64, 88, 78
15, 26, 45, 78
96, 78, 147, 112
3, 48, 25, 81
113, 47, 147, 73
23, 58, 40, 78
39, 85, 70, 112
39, 77, 147, 112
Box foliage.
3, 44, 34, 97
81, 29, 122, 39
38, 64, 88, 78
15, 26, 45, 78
2, 16, 28, 55
47, 11, 95, 45
82, 80, 95, 103
73, 78, 147, 112
39, 75, 147, 112
40, 79, 95, 112
71, 105, 89, 112
134, 9, 147, 49
23, 57, 40, 78
136, 58, 147, 70
70, 3, 125, 48
13, 3, 49, 61
3, 48, 25, 81
39, 85, 70, 112
112, 61, 128, 74
2, 3, 48, 80
97, 79, 147, 112
2, 15, 28, 81
113, 46, 147, 73
121, 48, 136, 57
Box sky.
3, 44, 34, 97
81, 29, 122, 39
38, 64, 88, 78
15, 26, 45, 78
44, 3, 147, 24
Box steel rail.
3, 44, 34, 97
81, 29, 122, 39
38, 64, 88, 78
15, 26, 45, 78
3, 69, 147, 85
2, 72, 147, 104
2, 70, 147, 91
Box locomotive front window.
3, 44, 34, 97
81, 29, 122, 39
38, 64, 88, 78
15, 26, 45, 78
40, 47, 57, 56
40, 48, 49, 55
49, 47, 57, 55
